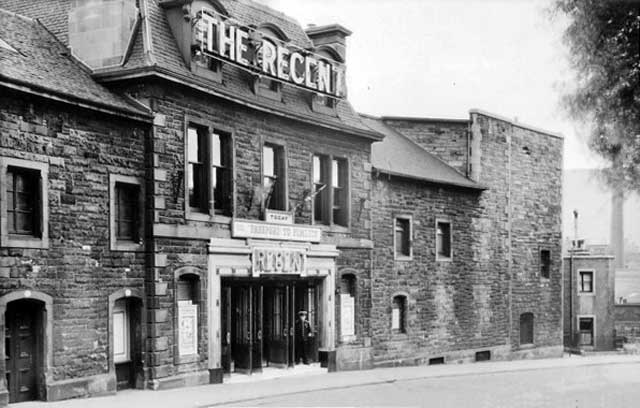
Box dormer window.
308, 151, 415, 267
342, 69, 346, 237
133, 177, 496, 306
311, 47, 343, 115
253, 26, 287, 101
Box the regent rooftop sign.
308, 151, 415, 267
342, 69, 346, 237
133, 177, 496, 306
194, 9, 347, 98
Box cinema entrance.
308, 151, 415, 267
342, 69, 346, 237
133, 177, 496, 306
207, 222, 338, 381
221, 278, 321, 374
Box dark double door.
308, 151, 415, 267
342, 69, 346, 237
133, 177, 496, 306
222, 279, 319, 374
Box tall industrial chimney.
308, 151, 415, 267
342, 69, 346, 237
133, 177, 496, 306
611, 188, 625, 269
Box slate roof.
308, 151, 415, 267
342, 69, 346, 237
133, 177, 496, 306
0, 8, 151, 119
0, 0, 380, 139
360, 115, 485, 190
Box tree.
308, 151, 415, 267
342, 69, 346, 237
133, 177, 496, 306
554, 0, 640, 191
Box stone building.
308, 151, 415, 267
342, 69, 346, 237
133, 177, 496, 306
563, 245, 616, 351
363, 112, 564, 365
0, 0, 564, 405
0, 8, 153, 404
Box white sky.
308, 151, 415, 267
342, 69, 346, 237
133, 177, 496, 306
260, 0, 604, 169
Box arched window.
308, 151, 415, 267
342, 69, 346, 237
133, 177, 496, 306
392, 295, 407, 333
339, 273, 356, 341
520, 312, 534, 345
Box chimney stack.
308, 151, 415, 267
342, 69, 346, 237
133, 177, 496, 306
305, 24, 352, 62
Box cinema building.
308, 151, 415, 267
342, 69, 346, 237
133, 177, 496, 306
0, 0, 563, 404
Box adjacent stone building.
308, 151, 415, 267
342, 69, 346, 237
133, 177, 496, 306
363, 111, 564, 365
563, 245, 616, 351
0, 0, 564, 405
0, 8, 153, 404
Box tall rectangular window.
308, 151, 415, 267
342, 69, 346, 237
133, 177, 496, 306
392, 295, 406, 333
187, 124, 233, 217
519, 313, 534, 345
262, 144, 286, 211
187, 125, 207, 213
540, 249, 551, 278
579, 271, 594, 293
312, 155, 349, 227
212, 131, 232, 215
115, 183, 140, 242
436, 221, 452, 260
7, 167, 40, 236
332, 159, 348, 226
394, 217, 411, 259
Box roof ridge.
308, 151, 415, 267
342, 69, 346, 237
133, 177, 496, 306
236, 0, 307, 33
0, 7, 36, 23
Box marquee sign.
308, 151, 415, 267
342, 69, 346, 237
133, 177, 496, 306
252, 247, 306, 276
194, 9, 347, 98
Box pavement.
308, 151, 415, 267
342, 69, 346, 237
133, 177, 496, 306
16, 353, 640, 408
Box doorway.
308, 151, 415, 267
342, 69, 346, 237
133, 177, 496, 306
222, 278, 321, 375
113, 297, 142, 390
5, 299, 44, 403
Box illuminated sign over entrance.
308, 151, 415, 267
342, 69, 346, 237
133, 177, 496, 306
194, 9, 346, 98
252, 248, 306, 276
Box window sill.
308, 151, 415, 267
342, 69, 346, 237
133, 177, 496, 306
175, 354, 200, 365
256, 86, 282, 102
2, 235, 48, 249
313, 223, 350, 234
186, 211, 232, 224
190, 63, 222, 83
394, 256, 413, 262
112, 241, 144, 252
311, 101, 337, 116
436, 255, 453, 262
340, 335, 357, 344
578, 292, 595, 297
518, 343, 535, 350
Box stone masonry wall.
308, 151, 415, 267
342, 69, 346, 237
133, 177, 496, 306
370, 175, 510, 365
471, 113, 563, 353
0, 91, 149, 382
381, 118, 469, 175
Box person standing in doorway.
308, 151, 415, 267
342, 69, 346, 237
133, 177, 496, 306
295, 310, 313, 364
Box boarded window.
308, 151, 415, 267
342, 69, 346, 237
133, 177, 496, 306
540, 249, 551, 278
519, 312, 534, 345
392, 295, 406, 333
579, 317, 594, 346
340, 274, 356, 339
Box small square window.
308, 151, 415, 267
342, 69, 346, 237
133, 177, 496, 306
540, 249, 551, 278
436, 221, 451, 260
110, 175, 143, 251
579, 271, 594, 293
1, 158, 49, 249
394, 217, 411, 259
